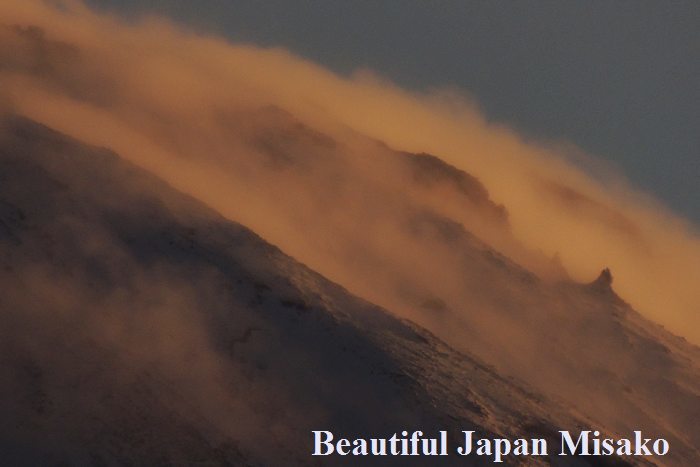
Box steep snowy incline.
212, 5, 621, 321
0, 116, 645, 466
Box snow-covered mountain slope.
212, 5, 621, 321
0, 116, 654, 466
196, 105, 700, 466
227, 107, 700, 466
1, 6, 698, 466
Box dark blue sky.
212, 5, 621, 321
88, 1, 699, 224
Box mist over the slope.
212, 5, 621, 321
0, 0, 698, 351
5, 117, 632, 466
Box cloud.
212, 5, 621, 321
0, 0, 698, 346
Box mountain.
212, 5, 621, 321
1, 2, 699, 465
212, 106, 700, 466
1, 110, 699, 466
0, 116, 636, 466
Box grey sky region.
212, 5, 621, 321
87, 0, 699, 225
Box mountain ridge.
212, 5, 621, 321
0, 115, 637, 466
1, 115, 697, 465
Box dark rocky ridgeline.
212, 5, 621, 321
400, 151, 509, 226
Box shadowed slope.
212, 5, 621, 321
0, 116, 640, 466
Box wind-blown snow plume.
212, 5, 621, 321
0, 0, 698, 350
